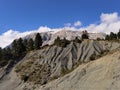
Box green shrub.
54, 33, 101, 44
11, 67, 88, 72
100, 50, 109, 55
89, 54, 96, 61
49, 76, 59, 81
15, 65, 21, 73
97, 38, 102, 41
20, 74, 29, 82
81, 30, 89, 40
60, 67, 74, 76
73, 37, 82, 43
54, 37, 70, 47
0, 60, 8, 68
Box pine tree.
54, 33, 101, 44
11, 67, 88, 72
34, 33, 43, 49
117, 30, 120, 39
54, 36, 61, 45
12, 40, 18, 58
2, 47, 12, 60
17, 38, 26, 54
110, 32, 117, 40
105, 35, 110, 40
61, 38, 70, 47
0, 47, 2, 60
12, 38, 26, 59
23, 39, 28, 51
28, 38, 34, 51
74, 37, 82, 43
81, 30, 89, 40
54, 37, 70, 47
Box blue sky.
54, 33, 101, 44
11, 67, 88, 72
0, 0, 120, 33
0, 0, 120, 48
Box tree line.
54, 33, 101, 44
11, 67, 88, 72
1, 31, 87, 67
0, 33, 42, 67
54, 30, 89, 47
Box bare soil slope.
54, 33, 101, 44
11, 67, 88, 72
39, 48, 120, 90
0, 40, 120, 90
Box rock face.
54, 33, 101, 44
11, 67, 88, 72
0, 40, 120, 90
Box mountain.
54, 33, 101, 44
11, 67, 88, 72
6, 30, 106, 49
23, 30, 106, 46
0, 39, 120, 90
0, 29, 120, 90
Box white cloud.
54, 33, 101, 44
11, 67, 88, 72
100, 12, 119, 23
0, 30, 31, 48
0, 30, 18, 48
74, 21, 82, 27
80, 12, 120, 34
0, 12, 120, 48
0, 26, 63, 48
64, 21, 82, 27
64, 23, 72, 27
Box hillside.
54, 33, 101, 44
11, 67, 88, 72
39, 47, 120, 90
0, 40, 120, 90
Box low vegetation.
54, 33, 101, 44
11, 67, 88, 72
20, 74, 29, 82
89, 49, 110, 61
60, 67, 75, 76
89, 53, 96, 61
15, 60, 51, 85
